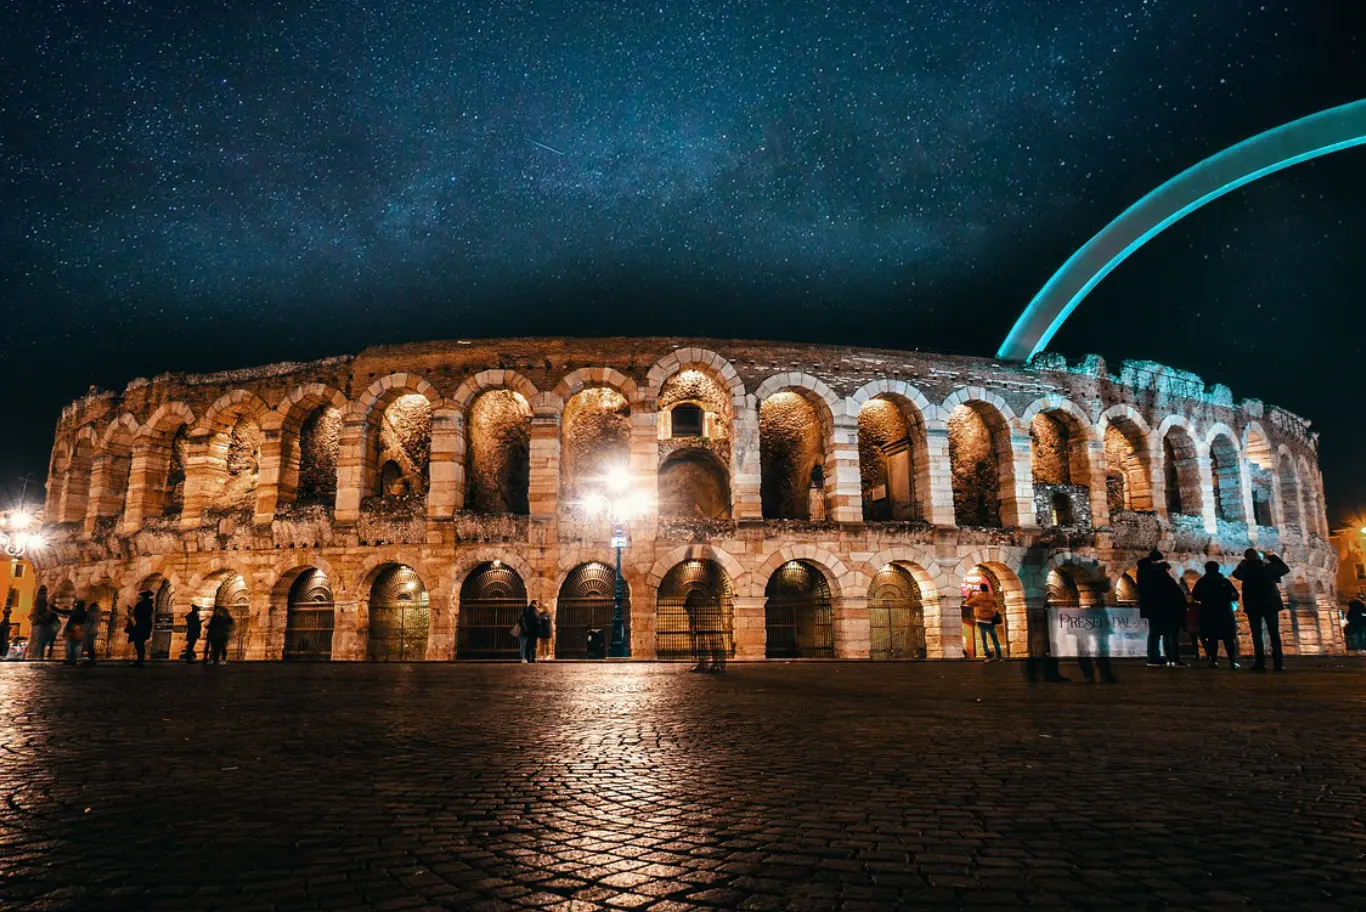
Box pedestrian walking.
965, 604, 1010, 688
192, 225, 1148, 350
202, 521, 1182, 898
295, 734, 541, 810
966, 583, 1003, 661
1232, 549, 1290, 672
182, 606, 202, 663
205, 605, 235, 665
129, 591, 154, 667
516, 600, 541, 663
1137, 550, 1187, 667
61, 600, 87, 666
1192, 561, 1240, 668
81, 602, 102, 665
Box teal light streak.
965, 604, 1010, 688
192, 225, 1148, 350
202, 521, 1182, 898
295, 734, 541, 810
998, 100, 1366, 362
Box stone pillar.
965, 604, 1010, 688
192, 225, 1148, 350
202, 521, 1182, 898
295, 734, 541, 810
528, 410, 562, 518
179, 437, 223, 531
254, 428, 284, 524
1318, 599, 1345, 655
333, 419, 366, 524
122, 446, 169, 533
938, 593, 964, 658
836, 595, 870, 658
1004, 432, 1038, 529
248, 589, 272, 660
1195, 451, 1218, 534
629, 406, 659, 516
732, 595, 766, 659
731, 404, 763, 520
331, 600, 362, 661
923, 425, 957, 526
1085, 438, 1111, 528
428, 407, 461, 520
84, 451, 130, 536
829, 411, 862, 523
1149, 441, 1170, 522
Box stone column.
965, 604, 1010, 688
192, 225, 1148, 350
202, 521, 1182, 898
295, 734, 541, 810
923, 425, 957, 526
528, 408, 562, 518
179, 437, 222, 531
1149, 440, 1170, 522
84, 451, 129, 536
629, 406, 659, 515
1195, 451, 1218, 534
120, 448, 159, 533
937, 593, 964, 658
731, 402, 763, 520
428, 407, 461, 520
835, 595, 870, 658
732, 595, 766, 659
1085, 438, 1111, 528
333, 418, 366, 524
254, 428, 284, 525
1003, 432, 1038, 529
331, 599, 362, 661
829, 411, 862, 523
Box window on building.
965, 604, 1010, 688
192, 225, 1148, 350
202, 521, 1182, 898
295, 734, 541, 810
670, 403, 705, 438
1356, 562, 1365, 581
13, 563, 24, 579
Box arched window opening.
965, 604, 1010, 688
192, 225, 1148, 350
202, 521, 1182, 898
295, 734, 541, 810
1277, 453, 1303, 532
868, 563, 926, 659
948, 403, 1009, 528
284, 568, 335, 661
555, 562, 627, 659
1209, 435, 1245, 524
213, 574, 252, 661
562, 387, 630, 500
764, 560, 835, 659
1103, 418, 1152, 514
466, 390, 531, 515
60, 437, 95, 523
1244, 428, 1275, 528
295, 405, 341, 506
1115, 572, 1138, 606
456, 562, 527, 660
1030, 413, 1073, 486
759, 391, 827, 520
367, 564, 429, 661
656, 560, 733, 660
93, 431, 135, 528
657, 449, 731, 519
1163, 428, 1201, 518
374, 395, 431, 499
164, 427, 190, 517
858, 397, 924, 522
658, 369, 730, 444
670, 403, 704, 438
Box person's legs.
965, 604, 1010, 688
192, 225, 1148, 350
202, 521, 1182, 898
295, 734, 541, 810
1248, 614, 1267, 668
133, 639, 146, 665
1266, 616, 1284, 670
976, 623, 992, 659
988, 625, 1003, 658
1223, 635, 1239, 666
1146, 626, 1163, 664
1162, 626, 1182, 664
64, 638, 79, 664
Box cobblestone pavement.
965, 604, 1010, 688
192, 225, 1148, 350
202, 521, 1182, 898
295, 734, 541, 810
2, 659, 1365, 911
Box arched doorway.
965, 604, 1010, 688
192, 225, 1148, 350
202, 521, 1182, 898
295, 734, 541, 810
961, 566, 1010, 659
213, 574, 252, 660
868, 564, 927, 659
148, 579, 175, 659
456, 562, 527, 660
656, 560, 734, 660
764, 560, 835, 658
284, 568, 335, 661
367, 565, 430, 661
556, 562, 627, 659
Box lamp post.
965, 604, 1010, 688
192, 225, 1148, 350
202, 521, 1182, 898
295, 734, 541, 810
583, 466, 650, 659
0, 509, 42, 560
610, 524, 629, 657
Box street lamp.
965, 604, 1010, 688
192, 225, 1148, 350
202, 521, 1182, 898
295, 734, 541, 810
0, 510, 43, 559
582, 465, 651, 658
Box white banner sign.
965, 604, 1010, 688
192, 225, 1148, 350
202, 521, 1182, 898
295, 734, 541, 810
1048, 607, 1149, 658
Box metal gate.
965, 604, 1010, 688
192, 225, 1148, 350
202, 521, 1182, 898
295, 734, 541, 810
214, 575, 252, 660
284, 568, 335, 661
656, 560, 733, 660
765, 560, 835, 658
367, 565, 430, 662
555, 562, 626, 659
868, 564, 927, 659
150, 581, 174, 659
456, 563, 526, 659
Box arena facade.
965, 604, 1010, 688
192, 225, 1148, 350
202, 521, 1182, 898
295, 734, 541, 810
35, 337, 1342, 662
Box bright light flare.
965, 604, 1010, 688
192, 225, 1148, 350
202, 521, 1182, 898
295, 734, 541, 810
605, 465, 631, 493
5, 511, 33, 531
583, 493, 611, 517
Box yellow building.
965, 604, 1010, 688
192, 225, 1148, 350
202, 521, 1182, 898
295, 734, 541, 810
1333, 525, 1366, 606
2, 556, 37, 642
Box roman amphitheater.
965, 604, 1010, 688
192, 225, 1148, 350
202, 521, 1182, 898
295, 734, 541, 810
35, 337, 1343, 662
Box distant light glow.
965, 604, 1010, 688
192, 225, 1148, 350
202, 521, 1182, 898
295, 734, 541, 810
605, 465, 631, 493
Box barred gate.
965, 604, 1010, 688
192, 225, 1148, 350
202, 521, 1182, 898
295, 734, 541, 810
868, 564, 926, 660
367, 565, 430, 662
556, 562, 625, 659
214, 574, 252, 660
456, 563, 526, 660
764, 560, 835, 658
656, 560, 733, 660
284, 568, 335, 661
150, 580, 174, 660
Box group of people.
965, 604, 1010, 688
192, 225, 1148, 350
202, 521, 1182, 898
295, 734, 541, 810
1137, 547, 1291, 672
22, 597, 104, 665
514, 600, 552, 662
20, 588, 237, 667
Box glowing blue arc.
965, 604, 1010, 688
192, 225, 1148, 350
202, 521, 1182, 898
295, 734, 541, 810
998, 99, 1366, 362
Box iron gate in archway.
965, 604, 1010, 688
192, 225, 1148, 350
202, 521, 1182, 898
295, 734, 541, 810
555, 562, 626, 659
367, 565, 430, 662
868, 564, 927, 659
656, 560, 734, 660
284, 568, 335, 661
456, 563, 527, 660
765, 560, 835, 658
214, 575, 252, 660
150, 580, 175, 660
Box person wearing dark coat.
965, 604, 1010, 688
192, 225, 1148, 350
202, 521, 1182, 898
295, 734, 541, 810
1344, 599, 1366, 651
1192, 561, 1240, 668
518, 601, 541, 663
205, 606, 235, 665
182, 607, 202, 662
61, 600, 88, 666
1232, 549, 1290, 671
130, 591, 154, 667
1136, 550, 1187, 667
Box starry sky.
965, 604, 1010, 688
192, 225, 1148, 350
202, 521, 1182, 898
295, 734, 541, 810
2, 1, 1363, 523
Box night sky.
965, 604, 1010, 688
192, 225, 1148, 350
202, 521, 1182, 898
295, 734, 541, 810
2, 1, 1363, 523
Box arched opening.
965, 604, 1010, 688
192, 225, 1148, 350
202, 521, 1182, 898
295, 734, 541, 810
555, 562, 627, 659
456, 562, 527, 660
764, 560, 835, 658
367, 564, 430, 661
1277, 452, 1303, 532
658, 368, 731, 443
1030, 411, 1090, 528
867, 563, 927, 659
466, 389, 531, 515
948, 402, 1012, 528
284, 568, 335, 661
1162, 427, 1202, 518
561, 387, 631, 501
657, 449, 731, 519
163, 427, 191, 517
1244, 429, 1275, 528
211, 418, 264, 511
858, 396, 927, 522
1208, 434, 1245, 523
372, 394, 432, 501
212, 574, 252, 661
1103, 417, 1153, 514
1115, 572, 1139, 606
760, 391, 830, 520
1299, 459, 1325, 538
294, 405, 342, 507
961, 565, 1012, 659
138, 576, 176, 659
656, 560, 734, 660
92, 430, 135, 528
1045, 569, 1081, 610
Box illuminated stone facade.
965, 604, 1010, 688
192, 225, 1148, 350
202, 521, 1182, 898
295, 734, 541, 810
35, 338, 1343, 661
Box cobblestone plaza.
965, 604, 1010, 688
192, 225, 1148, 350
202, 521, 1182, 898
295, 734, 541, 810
2, 660, 1363, 910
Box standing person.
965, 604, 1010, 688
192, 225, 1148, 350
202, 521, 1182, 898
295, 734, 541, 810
0, 603, 11, 659
205, 605, 235, 665
1192, 562, 1240, 668
536, 602, 553, 661
130, 591, 154, 667
1344, 599, 1366, 651
1232, 549, 1290, 672
81, 602, 102, 666
1137, 551, 1186, 667
517, 600, 541, 663
966, 583, 1002, 661
61, 600, 87, 666
182, 606, 202, 663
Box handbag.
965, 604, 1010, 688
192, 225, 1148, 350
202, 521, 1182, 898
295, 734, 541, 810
509, 621, 522, 639
990, 611, 1003, 626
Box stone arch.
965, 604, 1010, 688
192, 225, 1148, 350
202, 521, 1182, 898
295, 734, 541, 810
451, 369, 540, 411
552, 367, 641, 406
194, 389, 273, 438
448, 549, 540, 604
1022, 396, 1094, 528
851, 380, 936, 523
454, 558, 531, 660
1157, 415, 1204, 519
646, 543, 746, 592
352, 374, 442, 501
942, 390, 1019, 528
1027, 552, 1111, 607
129, 402, 197, 522
190, 390, 273, 515
645, 348, 747, 407
266, 384, 349, 511
953, 548, 1028, 659
1098, 405, 1154, 514
273, 561, 339, 661
553, 560, 633, 659
748, 544, 861, 600
57, 425, 99, 524
560, 383, 633, 501
1205, 425, 1246, 524
654, 555, 738, 661
1242, 422, 1276, 527
860, 546, 949, 604
464, 386, 532, 516
763, 559, 838, 658
757, 375, 840, 521
1297, 454, 1326, 538
88, 413, 140, 529
1276, 445, 1304, 533
364, 561, 432, 662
